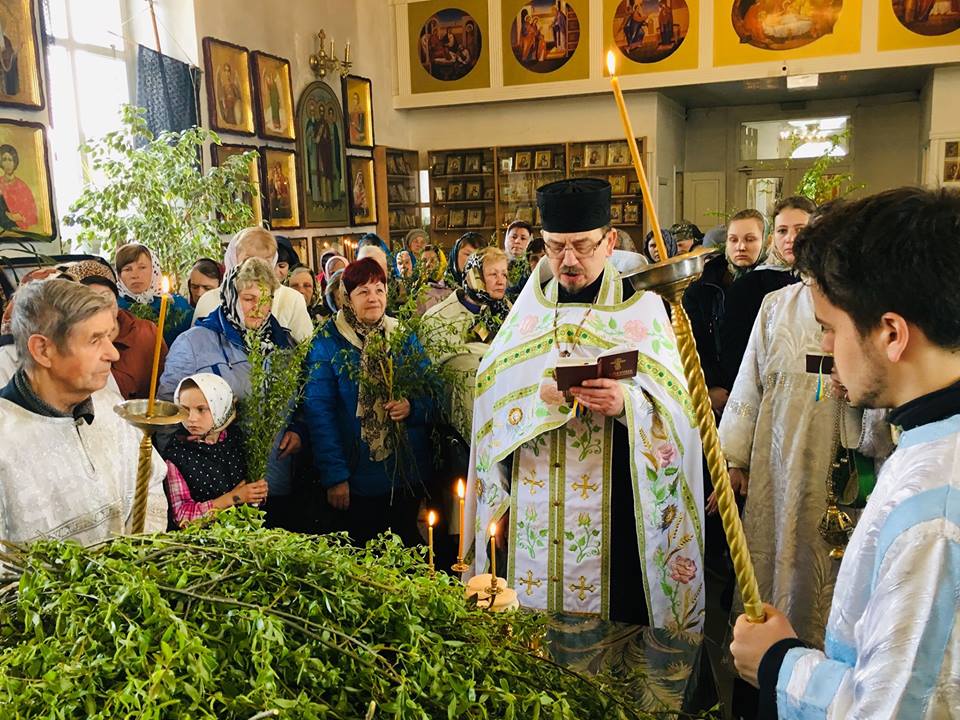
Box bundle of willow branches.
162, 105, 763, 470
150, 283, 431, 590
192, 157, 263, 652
0, 510, 678, 720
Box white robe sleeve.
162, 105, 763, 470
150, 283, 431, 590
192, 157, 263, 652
718, 300, 769, 470
142, 447, 170, 534
775, 524, 959, 718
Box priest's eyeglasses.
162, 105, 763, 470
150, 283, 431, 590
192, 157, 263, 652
543, 237, 604, 259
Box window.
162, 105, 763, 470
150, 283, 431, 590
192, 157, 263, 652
45, 0, 134, 245
740, 116, 850, 162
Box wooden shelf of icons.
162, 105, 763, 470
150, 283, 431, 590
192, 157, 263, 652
384, 148, 423, 241
567, 138, 646, 231
428, 147, 496, 245
496, 143, 566, 231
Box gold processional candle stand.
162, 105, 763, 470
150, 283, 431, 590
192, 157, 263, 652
115, 399, 186, 533
608, 52, 765, 622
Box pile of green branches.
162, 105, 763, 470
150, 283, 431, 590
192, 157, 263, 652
0, 510, 665, 719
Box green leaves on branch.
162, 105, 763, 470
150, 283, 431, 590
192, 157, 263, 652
0, 510, 666, 719
238, 319, 316, 482
63, 104, 257, 281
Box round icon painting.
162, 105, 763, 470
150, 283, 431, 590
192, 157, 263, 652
418, 8, 482, 81
510, 1, 580, 73
892, 0, 960, 37
731, 0, 844, 51
613, 0, 690, 64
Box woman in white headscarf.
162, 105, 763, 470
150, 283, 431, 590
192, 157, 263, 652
160, 372, 268, 527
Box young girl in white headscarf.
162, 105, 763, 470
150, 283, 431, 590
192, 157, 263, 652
161, 372, 267, 527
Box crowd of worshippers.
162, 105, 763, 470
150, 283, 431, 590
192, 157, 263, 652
0, 179, 957, 718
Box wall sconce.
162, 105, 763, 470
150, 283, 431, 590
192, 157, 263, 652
309, 30, 352, 79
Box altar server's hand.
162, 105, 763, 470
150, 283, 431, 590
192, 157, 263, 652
328, 481, 350, 511
385, 398, 411, 421
706, 467, 749, 515
570, 378, 625, 417
730, 603, 797, 688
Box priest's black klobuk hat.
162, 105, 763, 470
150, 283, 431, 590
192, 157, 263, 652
536, 178, 611, 233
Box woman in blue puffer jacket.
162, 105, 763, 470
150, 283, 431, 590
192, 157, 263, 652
304, 257, 434, 547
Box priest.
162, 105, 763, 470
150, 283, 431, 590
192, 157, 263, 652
464, 178, 705, 631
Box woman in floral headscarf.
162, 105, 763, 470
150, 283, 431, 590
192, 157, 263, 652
114, 243, 193, 345
159, 257, 304, 528
161, 372, 267, 527
422, 246, 511, 441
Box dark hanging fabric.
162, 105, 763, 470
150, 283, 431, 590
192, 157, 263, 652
136, 45, 200, 138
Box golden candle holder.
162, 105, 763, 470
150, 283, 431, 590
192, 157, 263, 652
114, 399, 186, 534
626, 248, 765, 622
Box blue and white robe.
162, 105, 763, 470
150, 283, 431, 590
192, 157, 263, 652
775, 414, 960, 718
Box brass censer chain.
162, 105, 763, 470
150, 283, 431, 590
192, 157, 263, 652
818, 400, 856, 559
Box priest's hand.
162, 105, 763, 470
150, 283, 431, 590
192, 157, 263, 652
278, 430, 302, 459
385, 398, 411, 421
570, 378, 625, 417
730, 603, 797, 687
328, 481, 350, 511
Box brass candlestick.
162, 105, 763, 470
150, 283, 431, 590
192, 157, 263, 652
627, 248, 765, 622
115, 399, 186, 533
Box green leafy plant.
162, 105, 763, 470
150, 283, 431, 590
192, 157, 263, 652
0, 509, 721, 719
792, 129, 864, 205
238, 314, 317, 482
64, 104, 257, 282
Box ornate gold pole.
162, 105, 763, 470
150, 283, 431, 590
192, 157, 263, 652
634, 258, 765, 622
606, 50, 764, 621
131, 432, 155, 534
115, 399, 186, 535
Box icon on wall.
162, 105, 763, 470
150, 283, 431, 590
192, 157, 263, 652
945, 141, 960, 185
417, 8, 483, 81
0, 0, 45, 110
262, 146, 300, 229
0, 119, 55, 241
613, 0, 690, 63
892, 0, 960, 37
509, 1, 580, 73
251, 51, 296, 142
730, 0, 844, 51
347, 156, 378, 227
343, 75, 375, 150
202, 37, 255, 136
295, 81, 349, 228
211, 143, 263, 227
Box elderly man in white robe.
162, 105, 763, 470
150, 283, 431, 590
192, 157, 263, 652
464, 178, 704, 631
731, 187, 960, 719
0, 280, 168, 544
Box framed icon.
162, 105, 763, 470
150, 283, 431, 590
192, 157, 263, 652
448, 181, 465, 200
295, 80, 348, 227
466, 208, 483, 227
514, 151, 532, 171
343, 74, 375, 150
445, 155, 464, 175
0, 0, 45, 110
449, 209, 465, 227
251, 51, 295, 141
0, 119, 55, 241
261, 146, 300, 229
464, 153, 482, 173
465, 181, 482, 200
203, 37, 255, 135
610, 174, 627, 195
499, 156, 513, 173
347, 155, 378, 226
609, 202, 623, 224
210, 142, 263, 227
583, 143, 607, 168
607, 142, 629, 167
534, 150, 552, 170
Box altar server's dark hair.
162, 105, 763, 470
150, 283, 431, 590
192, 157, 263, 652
794, 187, 960, 349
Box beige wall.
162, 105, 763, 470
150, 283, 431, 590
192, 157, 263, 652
684, 93, 922, 215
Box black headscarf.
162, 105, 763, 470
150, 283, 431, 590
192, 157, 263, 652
445, 232, 484, 289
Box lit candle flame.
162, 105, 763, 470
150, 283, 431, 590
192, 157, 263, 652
161, 275, 170, 294
488, 521, 497, 537
456, 479, 465, 498
428, 510, 437, 527
606, 49, 616, 76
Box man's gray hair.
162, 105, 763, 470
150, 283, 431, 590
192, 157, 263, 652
11, 279, 112, 369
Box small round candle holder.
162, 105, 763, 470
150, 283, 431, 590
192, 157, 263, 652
114, 399, 186, 534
